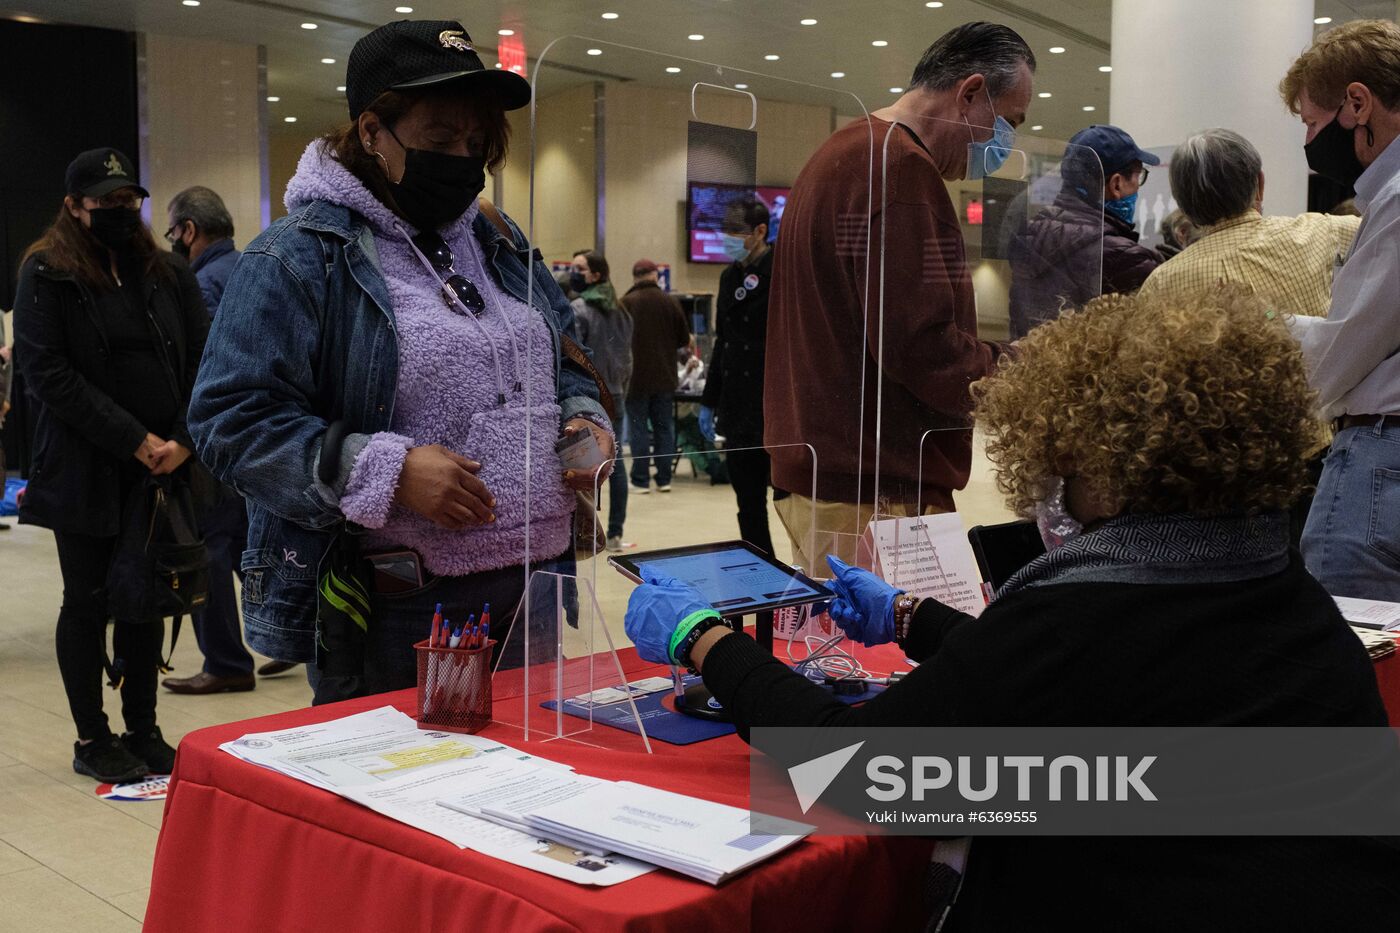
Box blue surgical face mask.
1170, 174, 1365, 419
720, 233, 750, 263
1104, 191, 1139, 227
967, 91, 1015, 180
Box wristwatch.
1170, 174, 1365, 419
673, 612, 730, 673
893, 594, 920, 649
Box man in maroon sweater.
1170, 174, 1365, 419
765, 22, 1034, 568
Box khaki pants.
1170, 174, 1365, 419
775, 492, 950, 574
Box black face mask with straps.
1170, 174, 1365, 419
384, 125, 487, 232
1305, 104, 1370, 188
88, 207, 144, 253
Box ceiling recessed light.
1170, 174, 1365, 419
925, 1, 944, 6
764, 54, 780, 61
266, 95, 280, 102
688, 34, 704, 40
1038, 92, 1052, 98
300, 22, 316, 30
336, 85, 346, 92
1314, 16, 1332, 24
735, 83, 748, 89
284, 116, 298, 122
395, 6, 413, 13
494, 62, 502, 68
601, 12, 619, 19
890, 86, 904, 93
1098, 65, 1113, 72
872, 40, 888, 47
181, 0, 200, 6
320, 58, 335, 64
665, 66, 681, 73
498, 29, 514, 36
586, 48, 602, 56
1082, 105, 1096, 111
800, 19, 818, 26
1031, 125, 1044, 131
1049, 46, 1066, 54
830, 71, 845, 78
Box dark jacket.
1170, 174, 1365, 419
190, 237, 240, 315
1009, 189, 1163, 339
703, 551, 1397, 931
621, 281, 689, 396
13, 253, 209, 535
572, 282, 633, 398
702, 247, 772, 445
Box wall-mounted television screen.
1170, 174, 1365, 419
687, 183, 790, 264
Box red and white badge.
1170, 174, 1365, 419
743, 273, 760, 291
95, 775, 170, 801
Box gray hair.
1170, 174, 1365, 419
167, 185, 234, 240
1169, 129, 1262, 227
909, 22, 1036, 98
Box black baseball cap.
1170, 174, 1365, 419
1067, 125, 1161, 176
345, 20, 531, 120
64, 148, 149, 199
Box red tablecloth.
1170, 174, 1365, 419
144, 648, 933, 933
1375, 645, 1400, 723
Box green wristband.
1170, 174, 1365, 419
669, 609, 722, 664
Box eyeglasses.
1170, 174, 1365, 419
163, 220, 189, 244
91, 192, 144, 210
412, 232, 486, 315
1126, 166, 1150, 186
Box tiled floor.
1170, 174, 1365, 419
0, 438, 1014, 930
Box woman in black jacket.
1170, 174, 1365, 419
14, 148, 209, 783
626, 287, 1400, 930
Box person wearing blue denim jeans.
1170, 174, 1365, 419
621, 260, 690, 492
1301, 423, 1400, 601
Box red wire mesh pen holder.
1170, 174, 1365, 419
414, 638, 495, 734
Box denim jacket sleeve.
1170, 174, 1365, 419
188, 247, 343, 530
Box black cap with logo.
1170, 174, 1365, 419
345, 20, 532, 120
64, 148, 150, 199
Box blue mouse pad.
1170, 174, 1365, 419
541, 674, 884, 746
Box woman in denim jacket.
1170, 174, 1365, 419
189, 20, 612, 702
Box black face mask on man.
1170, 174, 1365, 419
383, 125, 487, 232
1305, 105, 1369, 188
87, 207, 144, 252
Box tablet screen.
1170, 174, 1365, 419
612, 542, 826, 613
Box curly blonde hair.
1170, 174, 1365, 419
971, 288, 1320, 518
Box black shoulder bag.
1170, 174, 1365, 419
104, 473, 210, 685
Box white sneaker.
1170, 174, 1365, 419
656, 484, 672, 493
630, 483, 650, 495
606, 535, 623, 552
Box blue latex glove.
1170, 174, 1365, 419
624, 567, 716, 664
824, 555, 899, 647
698, 405, 716, 441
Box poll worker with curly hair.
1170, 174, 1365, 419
626, 287, 1399, 931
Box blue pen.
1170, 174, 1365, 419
465, 613, 478, 649
448, 624, 462, 649
479, 621, 490, 647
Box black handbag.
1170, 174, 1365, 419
104, 472, 210, 685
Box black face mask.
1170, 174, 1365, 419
568, 271, 589, 294
88, 207, 144, 252
171, 237, 191, 259
385, 126, 487, 232
1305, 105, 1368, 187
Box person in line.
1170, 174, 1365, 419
1281, 19, 1400, 601
189, 19, 612, 703
159, 186, 269, 693
164, 186, 240, 314
627, 288, 1399, 930
570, 250, 632, 551
1138, 128, 1360, 317
700, 197, 783, 556
764, 22, 1032, 569
14, 148, 208, 781
620, 259, 689, 495
1155, 208, 1198, 259
1009, 124, 1163, 339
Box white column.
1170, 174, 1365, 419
1109, 0, 1314, 215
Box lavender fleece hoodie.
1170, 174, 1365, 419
283, 143, 576, 576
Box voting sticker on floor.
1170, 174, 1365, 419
95, 775, 170, 801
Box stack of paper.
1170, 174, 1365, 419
1334, 595, 1400, 632
1351, 626, 1398, 661
519, 780, 811, 884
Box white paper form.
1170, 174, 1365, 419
867, 513, 986, 616
340, 758, 654, 887
219, 706, 569, 790
1334, 595, 1400, 632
